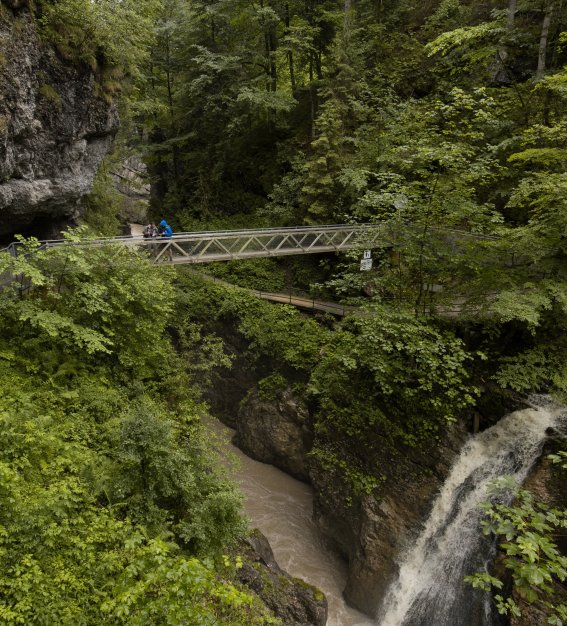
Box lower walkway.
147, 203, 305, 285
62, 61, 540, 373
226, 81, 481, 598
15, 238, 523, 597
185, 269, 353, 317
132, 224, 352, 316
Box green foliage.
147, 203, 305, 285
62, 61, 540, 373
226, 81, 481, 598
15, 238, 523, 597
38, 82, 61, 105
0, 237, 274, 624
309, 446, 384, 499
177, 272, 476, 497
82, 160, 124, 236
508, 148, 567, 168
426, 21, 502, 58
0, 228, 175, 376
257, 373, 288, 402
198, 258, 288, 293
38, 0, 160, 84
549, 452, 567, 471
176, 272, 330, 372
311, 306, 476, 449
101, 539, 266, 625
466, 475, 567, 625
301, 98, 349, 223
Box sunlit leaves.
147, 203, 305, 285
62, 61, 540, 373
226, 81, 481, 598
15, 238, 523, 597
426, 21, 502, 58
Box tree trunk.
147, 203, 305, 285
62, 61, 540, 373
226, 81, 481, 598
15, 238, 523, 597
309, 83, 316, 139
260, 0, 278, 93
536, 0, 555, 79
506, 0, 517, 31
269, 30, 278, 92
285, 3, 296, 92
165, 36, 174, 121
343, 0, 352, 47
493, 0, 517, 83
315, 47, 323, 80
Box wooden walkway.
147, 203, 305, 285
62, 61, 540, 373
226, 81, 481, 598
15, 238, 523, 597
190, 270, 353, 316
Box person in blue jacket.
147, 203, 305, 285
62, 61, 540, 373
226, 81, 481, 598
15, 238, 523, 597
158, 219, 173, 260
159, 219, 173, 238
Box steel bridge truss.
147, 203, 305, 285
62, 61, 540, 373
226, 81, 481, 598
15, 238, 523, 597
148, 224, 385, 264
2, 223, 497, 267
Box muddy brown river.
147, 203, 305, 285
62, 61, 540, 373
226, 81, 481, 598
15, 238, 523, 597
206, 417, 376, 626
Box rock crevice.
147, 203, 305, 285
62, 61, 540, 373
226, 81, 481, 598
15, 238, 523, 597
226, 362, 470, 617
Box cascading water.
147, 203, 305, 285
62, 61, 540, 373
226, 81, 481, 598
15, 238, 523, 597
378, 399, 565, 626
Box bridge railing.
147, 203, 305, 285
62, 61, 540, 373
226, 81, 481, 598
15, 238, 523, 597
1, 223, 500, 267
152, 224, 386, 264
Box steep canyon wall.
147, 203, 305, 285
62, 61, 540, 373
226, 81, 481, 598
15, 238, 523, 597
205, 327, 470, 618
0, 0, 118, 238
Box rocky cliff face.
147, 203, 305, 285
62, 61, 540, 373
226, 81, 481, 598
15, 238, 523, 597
0, 1, 118, 238
233, 375, 469, 618
310, 424, 468, 617
236, 387, 312, 482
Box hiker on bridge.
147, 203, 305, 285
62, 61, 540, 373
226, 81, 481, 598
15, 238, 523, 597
158, 219, 174, 261
159, 220, 173, 238
143, 223, 159, 239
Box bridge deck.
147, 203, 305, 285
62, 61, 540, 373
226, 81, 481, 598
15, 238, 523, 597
1, 223, 496, 265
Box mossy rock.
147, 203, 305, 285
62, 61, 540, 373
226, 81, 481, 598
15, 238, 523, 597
38, 83, 62, 106
233, 529, 328, 626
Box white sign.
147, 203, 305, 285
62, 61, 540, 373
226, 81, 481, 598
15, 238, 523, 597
360, 258, 373, 271
363, 250, 372, 260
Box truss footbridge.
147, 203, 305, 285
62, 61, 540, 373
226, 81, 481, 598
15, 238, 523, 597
2, 223, 495, 265
3, 224, 387, 264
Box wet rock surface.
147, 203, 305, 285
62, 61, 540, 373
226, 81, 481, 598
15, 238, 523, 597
236, 387, 312, 481
0, 3, 118, 238
207, 324, 472, 619
221, 365, 471, 618
236, 529, 327, 626
310, 423, 469, 617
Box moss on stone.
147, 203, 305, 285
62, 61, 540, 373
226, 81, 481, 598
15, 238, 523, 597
38, 82, 61, 105
293, 577, 326, 602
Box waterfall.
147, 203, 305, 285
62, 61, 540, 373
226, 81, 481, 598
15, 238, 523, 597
378, 399, 564, 626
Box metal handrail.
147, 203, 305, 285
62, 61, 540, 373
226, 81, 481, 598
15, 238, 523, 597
2, 222, 500, 252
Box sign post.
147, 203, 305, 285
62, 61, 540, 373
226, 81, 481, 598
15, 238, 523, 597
360, 250, 372, 271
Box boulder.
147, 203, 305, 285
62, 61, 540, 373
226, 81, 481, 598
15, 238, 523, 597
236, 529, 327, 626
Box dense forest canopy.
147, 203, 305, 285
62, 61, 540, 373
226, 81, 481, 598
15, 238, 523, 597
121, 0, 567, 394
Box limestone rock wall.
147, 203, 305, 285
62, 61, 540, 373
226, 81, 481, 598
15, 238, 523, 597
234, 373, 468, 618
310, 424, 468, 617
236, 387, 312, 481
0, 1, 119, 238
